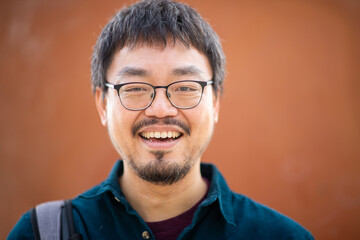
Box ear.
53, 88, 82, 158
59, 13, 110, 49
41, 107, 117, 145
213, 92, 220, 123
95, 88, 107, 126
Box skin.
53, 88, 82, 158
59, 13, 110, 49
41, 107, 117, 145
95, 42, 220, 222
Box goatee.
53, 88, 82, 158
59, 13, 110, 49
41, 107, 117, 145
128, 151, 192, 185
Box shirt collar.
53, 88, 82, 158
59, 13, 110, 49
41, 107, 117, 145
80, 160, 125, 200
80, 160, 236, 225
200, 162, 236, 226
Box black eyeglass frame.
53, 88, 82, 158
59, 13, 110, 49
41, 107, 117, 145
105, 80, 214, 111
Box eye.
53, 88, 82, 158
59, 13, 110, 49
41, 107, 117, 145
125, 87, 147, 92
170, 82, 201, 95
122, 84, 150, 93
176, 86, 196, 92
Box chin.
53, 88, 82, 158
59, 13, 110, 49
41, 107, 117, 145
128, 153, 193, 185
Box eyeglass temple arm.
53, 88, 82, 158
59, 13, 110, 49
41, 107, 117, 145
105, 82, 115, 89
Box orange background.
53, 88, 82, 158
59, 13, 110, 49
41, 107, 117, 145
1, 0, 359, 239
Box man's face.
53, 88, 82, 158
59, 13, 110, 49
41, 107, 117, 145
96, 42, 220, 185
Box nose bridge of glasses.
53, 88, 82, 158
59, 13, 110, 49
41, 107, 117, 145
145, 85, 177, 114
153, 85, 171, 98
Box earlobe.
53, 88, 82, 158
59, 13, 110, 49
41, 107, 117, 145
95, 88, 107, 126
213, 94, 220, 123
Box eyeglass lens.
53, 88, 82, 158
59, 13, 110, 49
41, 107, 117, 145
118, 81, 204, 110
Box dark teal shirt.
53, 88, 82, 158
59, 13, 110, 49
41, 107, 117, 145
9, 161, 314, 239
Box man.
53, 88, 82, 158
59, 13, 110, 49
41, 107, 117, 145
9, 0, 314, 239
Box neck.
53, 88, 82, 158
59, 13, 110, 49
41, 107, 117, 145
119, 161, 207, 222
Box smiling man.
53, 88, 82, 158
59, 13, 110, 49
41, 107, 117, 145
100, 45, 217, 193
9, 0, 314, 239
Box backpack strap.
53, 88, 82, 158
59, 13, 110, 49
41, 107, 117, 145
33, 200, 64, 240
30, 199, 83, 240
62, 200, 83, 240
30, 207, 41, 240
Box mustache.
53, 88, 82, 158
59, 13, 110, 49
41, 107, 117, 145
132, 117, 191, 137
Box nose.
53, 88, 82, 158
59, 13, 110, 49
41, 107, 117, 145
144, 89, 178, 118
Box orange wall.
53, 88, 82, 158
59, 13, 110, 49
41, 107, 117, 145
1, 0, 359, 239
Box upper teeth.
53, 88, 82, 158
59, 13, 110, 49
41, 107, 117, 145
140, 131, 181, 139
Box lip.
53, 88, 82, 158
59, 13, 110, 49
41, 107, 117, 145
140, 136, 181, 149
138, 125, 185, 134
138, 125, 184, 150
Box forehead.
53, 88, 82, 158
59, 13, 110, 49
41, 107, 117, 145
106, 42, 212, 82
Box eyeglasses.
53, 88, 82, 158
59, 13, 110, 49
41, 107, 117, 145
105, 80, 213, 111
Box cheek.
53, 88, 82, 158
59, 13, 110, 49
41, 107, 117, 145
106, 102, 133, 140
107, 96, 130, 127
186, 104, 215, 136
107, 109, 138, 157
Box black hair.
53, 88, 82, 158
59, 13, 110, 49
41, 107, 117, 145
91, 0, 225, 97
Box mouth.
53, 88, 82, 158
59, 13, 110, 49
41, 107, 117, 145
139, 131, 183, 142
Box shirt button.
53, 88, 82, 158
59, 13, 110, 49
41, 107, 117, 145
142, 231, 150, 239
114, 196, 120, 202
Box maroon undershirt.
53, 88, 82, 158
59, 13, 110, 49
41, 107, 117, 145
146, 178, 210, 240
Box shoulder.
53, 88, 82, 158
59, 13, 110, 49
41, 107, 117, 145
230, 193, 314, 239
8, 210, 34, 240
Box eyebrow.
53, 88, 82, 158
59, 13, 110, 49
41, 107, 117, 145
116, 65, 204, 80
172, 65, 203, 77
116, 67, 149, 78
